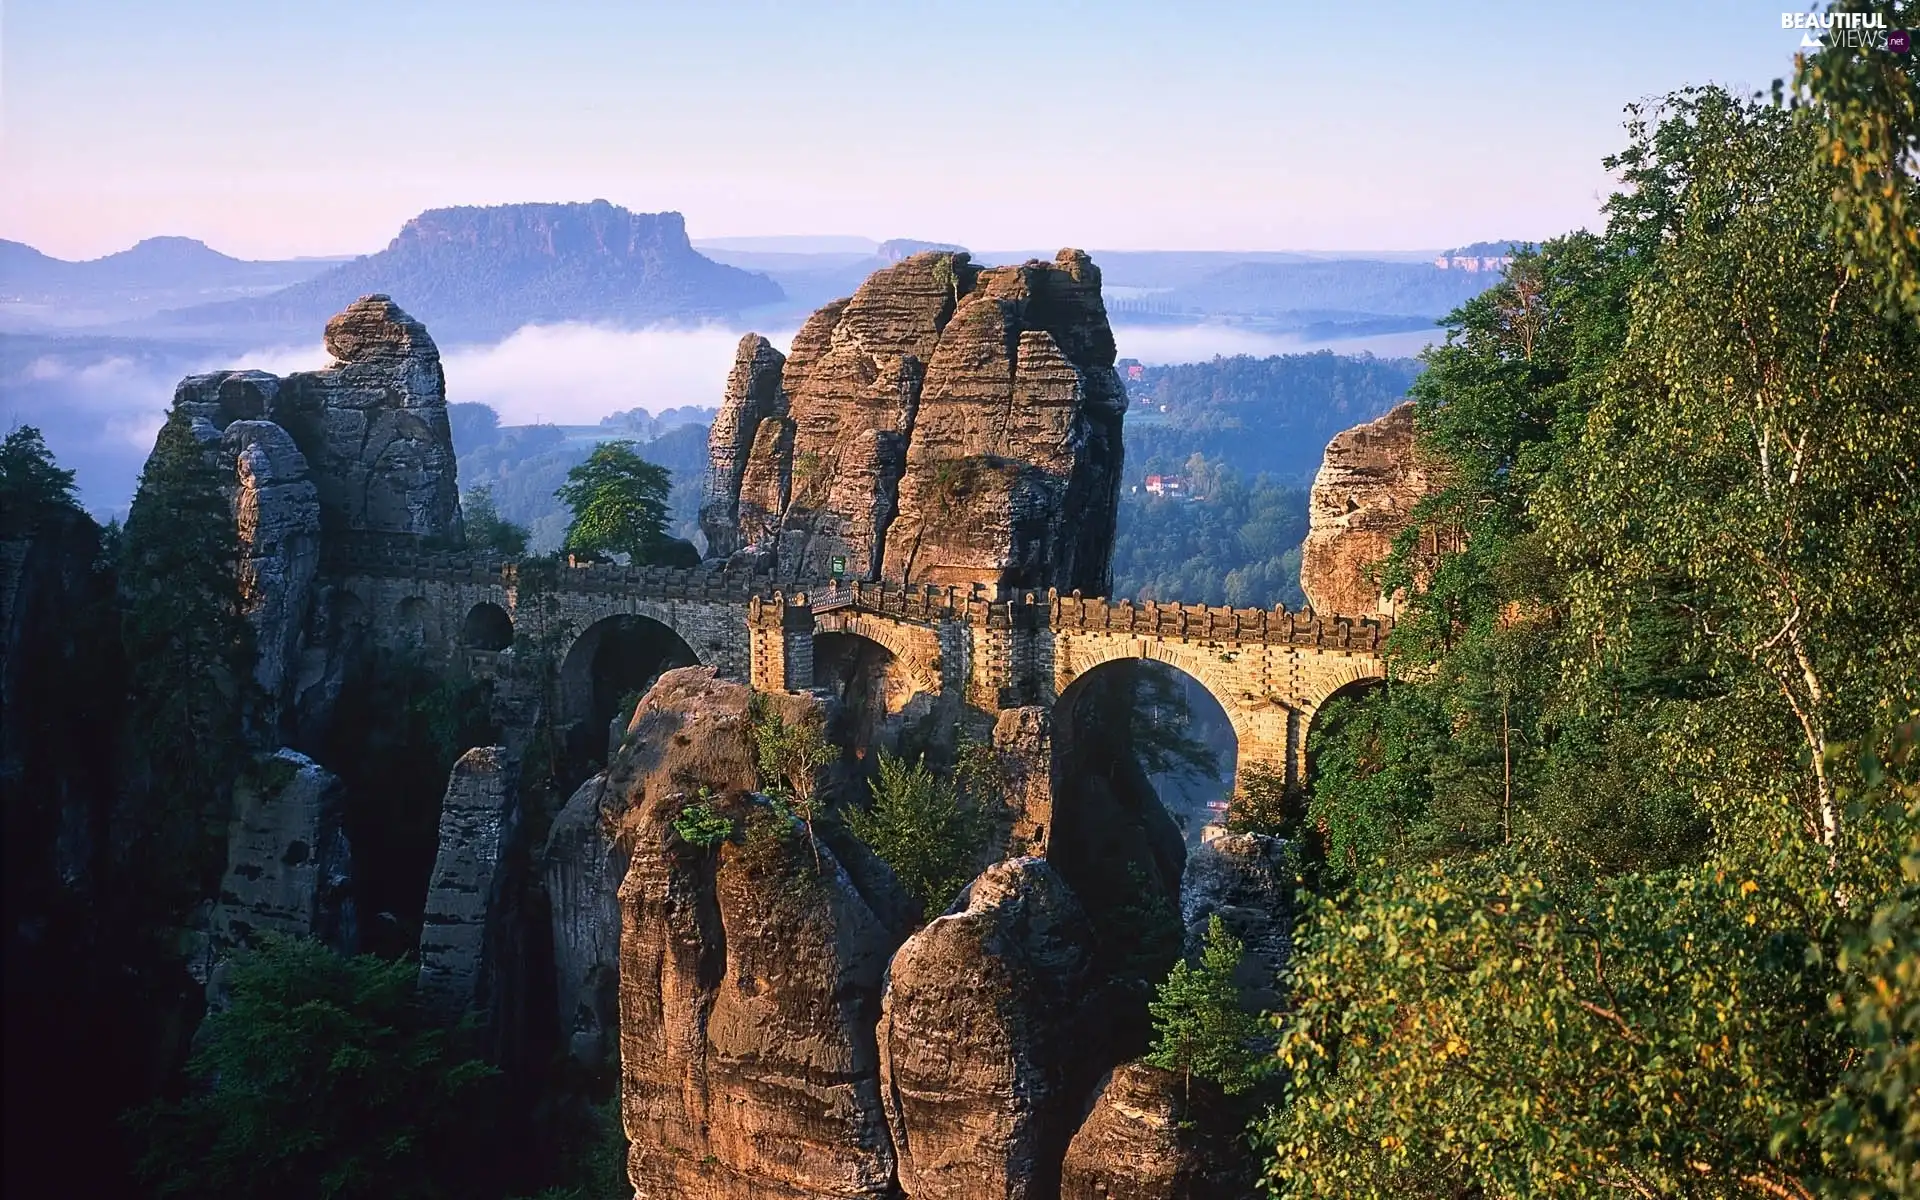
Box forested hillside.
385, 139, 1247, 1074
1123, 351, 1420, 485
1261, 78, 1920, 1197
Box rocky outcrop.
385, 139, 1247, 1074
543, 771, 626, 1070
206, 750, 354, 965
703, 250, 1127, 593
701, 334, 788, 560
1300, 400, 1444, 617
418, 746, 520, 1014
1058, 1062, 1255, 1200
166, 296, 465, 737
991, 706, 1055, 859
616, 667, 904, 1200
878, 858, 1101, 1200
174, 295, 462, 548
1181, 827, 1290, 1012
219, 421, 320, 716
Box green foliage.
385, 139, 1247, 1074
751, 701, 833, 861
1811, 777, 1920, 1199
119, 407, 253, 911
1123, 352, 1423, 486
1263, 853, 1834, 1198
463, 484, 531, 558
1273, 78, 1920, 1199
1104, 862, 1184, 980
670, 802, 733, 850
458, 418, 709, 554
1146, 914, 1269, 1097
0, 424, 79, 516
554, 440, 673, 564
845, 750, 987, 918
1224, 762, 1293, 838
1786, 0, 1920, 318
132, 937, 497, 1200
1111, 464, 1309, 609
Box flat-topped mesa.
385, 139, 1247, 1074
703, 249, 1127, 596
172, 294, 463, 547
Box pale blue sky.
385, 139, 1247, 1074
1, 1, 1812, 259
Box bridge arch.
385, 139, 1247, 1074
461, 602, 513, 651
557, 613, 700, 759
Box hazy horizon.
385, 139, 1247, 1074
3, 1, 1806, 260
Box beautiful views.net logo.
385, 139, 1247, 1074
1782, 10, 1911, 52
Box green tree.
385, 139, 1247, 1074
1786, 0, 1920, 318
119, 408, 253, 910
554, 441, 672, 564
462, 484, 530, 558
1269, 80, 1920, 1200
1146, 914, 1268, 1100
845, 750, 986, 918
0, 424, 80, 516
132, 937, 497, 1200
751, 703, 833, 865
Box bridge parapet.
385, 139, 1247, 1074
1047, 591, 1390, 652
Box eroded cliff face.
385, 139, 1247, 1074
1299, 400, 1445, 617
878, 858, 1103, 1200
701, 251, 1126, 594
1058, 1063, 1253, 1200
175, 294, 463, 553
170, 294, 464, 745
614, 668, 906, 1200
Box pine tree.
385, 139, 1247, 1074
1146, 914, 1269, 1099
0, 424, 80, 518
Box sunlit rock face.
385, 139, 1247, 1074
703, 250, 1127, 594
1300, 399, 1447, 617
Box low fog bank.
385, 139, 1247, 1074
3, 317, 1429, 516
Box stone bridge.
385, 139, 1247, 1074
328, 542, 1390, 791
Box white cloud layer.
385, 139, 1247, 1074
437, 323, 795, 425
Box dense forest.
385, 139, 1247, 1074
1123, 351, 1420, 486
1258, 75, 1920, 1196
1110, 465, 1309, 609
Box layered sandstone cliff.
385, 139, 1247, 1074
614, 668, 909, 1200
700, 250, 1126, 595
1299, 400, 1444, 617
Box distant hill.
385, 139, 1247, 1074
158, 201, 785, 342
0, 237, 337, 325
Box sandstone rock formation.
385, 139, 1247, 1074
615, 667, 904, 1199
990, 706, 1055, 859
206, 750, 354, 965
166, 295, 465, 738
878, 857, 1101, 1200
702, 250, 1127, 594
1300, 400, 1444, 617
219, 420, 320, 715
174, 294, 463, 549
1058, 1062, 1255, 1200
418, 746, 520, 1014
543, 771, 626, 1070
1181, 827, 1291, 1013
